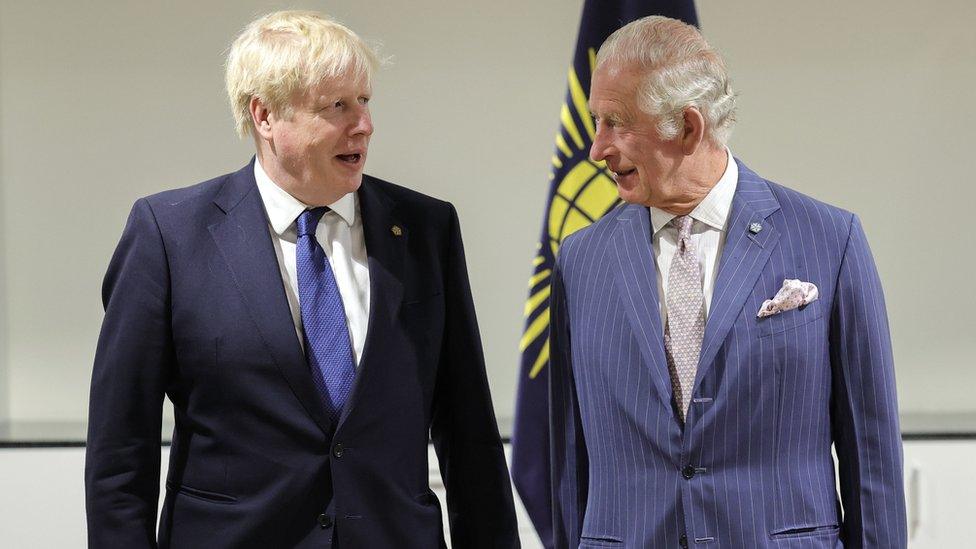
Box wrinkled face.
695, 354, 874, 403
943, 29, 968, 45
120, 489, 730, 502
268, 72, 373, 200
588, 63, 684, 207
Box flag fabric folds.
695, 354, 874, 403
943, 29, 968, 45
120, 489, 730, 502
510, 1, 699, 546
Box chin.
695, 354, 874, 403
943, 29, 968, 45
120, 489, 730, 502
347, 174, 364, 192
331, 174, 363, 194
616, 187, 646, 205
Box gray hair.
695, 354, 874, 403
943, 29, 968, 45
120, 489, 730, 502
595, 16, 736, 146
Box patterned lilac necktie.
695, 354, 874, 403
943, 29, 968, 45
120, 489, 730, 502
296, 207, 356, 425
664, 215, 705, 421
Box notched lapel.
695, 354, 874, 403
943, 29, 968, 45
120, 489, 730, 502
609, 204, 674, 409
208, 166, 332, 436
695, 166, 781, 389
334, 178, 405, 433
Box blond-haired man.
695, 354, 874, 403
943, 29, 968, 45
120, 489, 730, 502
86, 11, 518, 548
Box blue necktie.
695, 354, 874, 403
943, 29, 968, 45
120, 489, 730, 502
296, 207, 356, 425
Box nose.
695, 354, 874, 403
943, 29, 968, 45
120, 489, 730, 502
351, 106, 373, 137
589, 125, 610, 162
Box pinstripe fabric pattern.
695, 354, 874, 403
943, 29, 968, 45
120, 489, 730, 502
549, 160, 906, 548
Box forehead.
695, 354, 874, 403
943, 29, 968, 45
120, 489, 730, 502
302, 71, 372, 100
589, 63, 641, 115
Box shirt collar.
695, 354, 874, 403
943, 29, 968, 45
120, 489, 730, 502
649, 147, 738, 235
254, 158, 358, 236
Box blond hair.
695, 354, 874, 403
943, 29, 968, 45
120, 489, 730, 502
596, 16, 736, 146
225, 10, 379, 138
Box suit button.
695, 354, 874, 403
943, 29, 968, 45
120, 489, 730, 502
317, 514, 332, 529
333, 443, 344, 459
679, 534, 688, 548
682, 465, 695, 479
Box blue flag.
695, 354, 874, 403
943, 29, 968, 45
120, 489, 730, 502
511, 1, 699, 546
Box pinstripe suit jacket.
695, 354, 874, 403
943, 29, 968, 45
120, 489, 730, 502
549, 161, 906, 548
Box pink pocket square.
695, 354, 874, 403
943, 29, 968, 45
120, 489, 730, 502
757, 279, 819, 318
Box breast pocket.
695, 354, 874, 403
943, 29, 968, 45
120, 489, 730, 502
402, 288, 443, 307
755, 298, 823, 338
400, 291, 444, 353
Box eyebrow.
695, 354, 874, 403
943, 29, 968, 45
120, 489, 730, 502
591, 109, 624, 124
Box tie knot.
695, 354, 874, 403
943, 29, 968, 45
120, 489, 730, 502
296, 207, 329, 237
671, 215, 694, 239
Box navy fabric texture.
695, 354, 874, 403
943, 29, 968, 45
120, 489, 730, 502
85, 160, 519, 548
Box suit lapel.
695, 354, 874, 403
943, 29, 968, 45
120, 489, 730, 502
208, 162, 332, 436
695, 163, 781, 383
610, 204, 674, 408
334, 176, 405, 434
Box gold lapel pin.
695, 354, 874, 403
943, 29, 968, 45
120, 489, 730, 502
391, 225, 403, 236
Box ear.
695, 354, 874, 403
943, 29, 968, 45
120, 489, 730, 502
249, 97, 274, 140
680, 106, 706, 155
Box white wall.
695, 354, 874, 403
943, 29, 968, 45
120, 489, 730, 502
0, 0, 577, 422
0, 445, 544, 548
1, 0, 974, 424
0, 73, 6, 421
697, 0, 976, 411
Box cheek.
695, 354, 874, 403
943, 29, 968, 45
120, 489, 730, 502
620, 134, 649, 161
306, 126, 340, 153
305, 138, 337, 165
271, 128, 302, 156
634, 153, 659, 178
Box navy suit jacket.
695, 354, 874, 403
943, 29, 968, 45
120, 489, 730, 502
85, 162, 518, 548
550, 161, 906, 548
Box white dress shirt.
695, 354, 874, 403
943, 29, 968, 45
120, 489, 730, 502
650, 149, 738, 327
254, 160, 370, 366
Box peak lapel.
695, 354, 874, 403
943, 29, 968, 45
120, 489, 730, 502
208, 163, 332, 436
609, 204, 674, 409
695, 164, 781, 386
334, 177, 405, 434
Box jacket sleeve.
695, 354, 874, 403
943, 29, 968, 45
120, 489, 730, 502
85, 198, 173, 548
829, 214, 907, 548
548, 250, 588, 548
430, 203, 520, 548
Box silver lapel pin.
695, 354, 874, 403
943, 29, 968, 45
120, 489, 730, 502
749, 222, 763, 234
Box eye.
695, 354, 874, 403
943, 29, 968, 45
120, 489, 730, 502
358, 96, 370, 105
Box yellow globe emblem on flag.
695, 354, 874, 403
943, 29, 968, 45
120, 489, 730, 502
547, 159, 619, 257
521, 157, 619, 380
521, 50, 623, 379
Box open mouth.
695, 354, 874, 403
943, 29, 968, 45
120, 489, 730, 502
612, 168, 636, 180
336, 153, 363, 164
